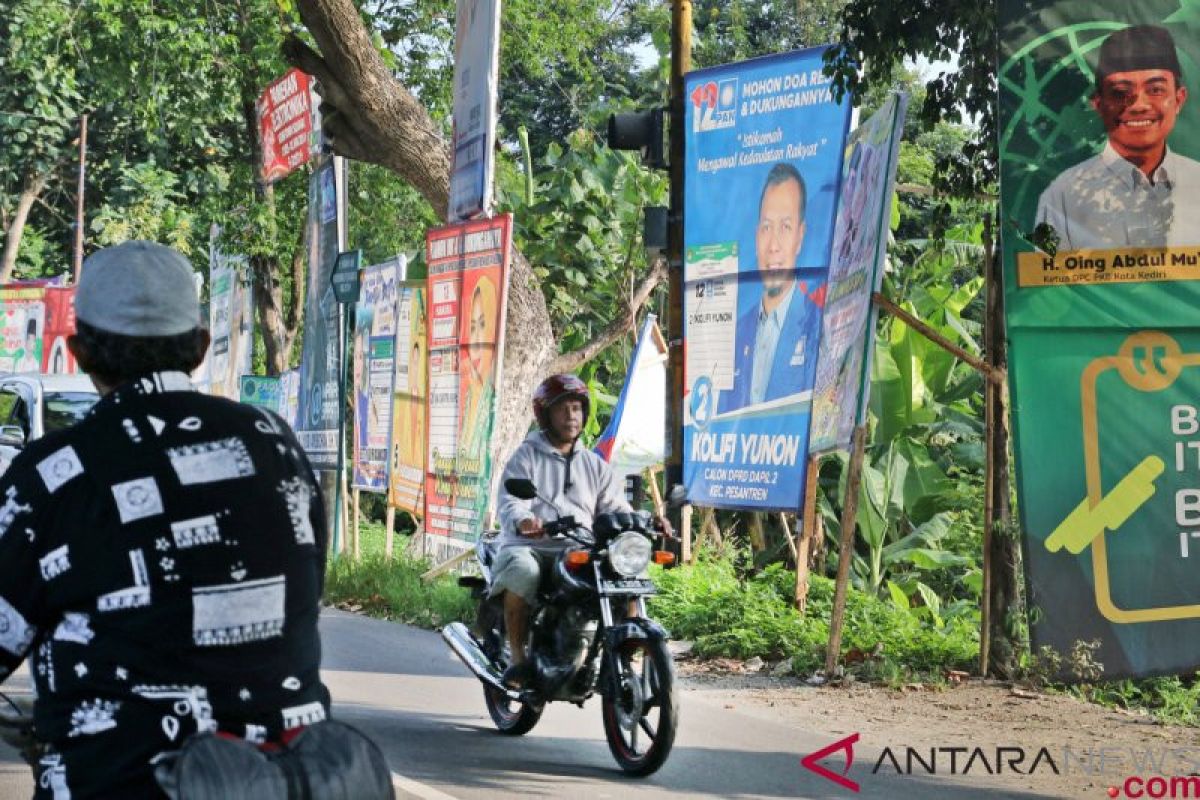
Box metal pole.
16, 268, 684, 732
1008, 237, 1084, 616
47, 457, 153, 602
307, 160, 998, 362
333, 306, 349, 557
666, 0, 691, 493
73, 114, 88, 283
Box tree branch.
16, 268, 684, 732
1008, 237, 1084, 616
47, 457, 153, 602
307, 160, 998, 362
548, 258, 667, 375
286, 0, 452, 217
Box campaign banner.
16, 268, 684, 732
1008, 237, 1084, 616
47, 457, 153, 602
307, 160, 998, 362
449, 0, 501, 222
239, 376, 283, 413
809, 93, 908, 454
296, 157, 341, 469
1000, 2, 1200, 678
595, 315, 667, 485
352, 259, 403, 493
682, 47, 852, 510
0, 285, 46, 373
207, 250, 254, 401
280, 368, 301, 431
389, 281, 428, 515
41, 287, 77, 374
425, 216, 511, 540
256, 68, 317, 184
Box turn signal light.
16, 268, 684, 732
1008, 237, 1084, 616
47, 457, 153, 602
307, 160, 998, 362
653, 551, 675, 566
565, 551, 591, 570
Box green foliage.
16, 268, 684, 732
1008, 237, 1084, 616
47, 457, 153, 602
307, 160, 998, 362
90, 160, 196, 253
824, 0, 997, 205
690, 0, 849, 70
323, 522, 474, 629
497, 128, 668, 409
0, 0, 83, 179
649, 556, 978, 676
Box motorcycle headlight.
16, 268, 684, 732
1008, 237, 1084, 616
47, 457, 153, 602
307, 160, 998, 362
608, 531, 652, 578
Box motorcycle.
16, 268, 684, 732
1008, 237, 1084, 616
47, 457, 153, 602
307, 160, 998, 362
441, 477, 679, 776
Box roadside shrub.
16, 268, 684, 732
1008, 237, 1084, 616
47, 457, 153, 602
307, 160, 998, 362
650, 555, 977, 676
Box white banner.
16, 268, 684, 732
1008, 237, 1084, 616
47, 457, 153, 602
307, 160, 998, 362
449, 0, 502, 222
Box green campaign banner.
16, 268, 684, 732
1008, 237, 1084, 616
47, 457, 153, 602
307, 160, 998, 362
1000, 0, 1200, 678
239, 376, 283, 413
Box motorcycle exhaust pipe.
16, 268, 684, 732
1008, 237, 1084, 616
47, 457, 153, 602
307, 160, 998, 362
441, 622, 524, 701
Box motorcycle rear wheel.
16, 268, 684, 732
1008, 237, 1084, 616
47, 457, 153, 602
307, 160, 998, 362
483, 684, 543, 735
601, 637, 678, 776
481, 611, 543, 735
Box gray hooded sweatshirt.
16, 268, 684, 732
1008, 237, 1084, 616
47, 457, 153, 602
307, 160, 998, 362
496, 431, 631, 551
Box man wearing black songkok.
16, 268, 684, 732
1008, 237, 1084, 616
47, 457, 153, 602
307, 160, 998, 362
1037, 25, 1200, 250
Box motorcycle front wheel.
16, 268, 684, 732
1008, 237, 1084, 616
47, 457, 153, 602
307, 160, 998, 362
601, 637, 678, 776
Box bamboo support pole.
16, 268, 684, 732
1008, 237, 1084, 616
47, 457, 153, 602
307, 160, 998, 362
384, 506, 396, 559
795, 455, 821, 610
825, 425, 867, 675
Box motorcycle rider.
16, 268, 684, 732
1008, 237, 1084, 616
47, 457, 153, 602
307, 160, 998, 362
493, 374, 667, 689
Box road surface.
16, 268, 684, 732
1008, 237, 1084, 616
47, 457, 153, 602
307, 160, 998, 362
0, 608, 1060, 798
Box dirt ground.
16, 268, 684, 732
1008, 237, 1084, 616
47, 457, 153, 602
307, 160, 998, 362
677, 656, 1200, 799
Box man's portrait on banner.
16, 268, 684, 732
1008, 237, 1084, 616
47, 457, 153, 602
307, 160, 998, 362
1037, 25, 1200, 251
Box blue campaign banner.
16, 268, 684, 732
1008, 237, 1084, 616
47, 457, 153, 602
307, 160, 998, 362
682, 46, 851, 510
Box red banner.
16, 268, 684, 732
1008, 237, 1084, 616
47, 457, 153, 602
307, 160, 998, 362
256, 69, 315, 184
424, 216, 511, 541
41, 287, 77, 374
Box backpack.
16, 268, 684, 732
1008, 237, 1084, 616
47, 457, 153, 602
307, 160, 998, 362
153, 719, 393, 800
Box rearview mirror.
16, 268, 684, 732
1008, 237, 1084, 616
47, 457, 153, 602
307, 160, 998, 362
0, 426, 25, 448
504, 478, 538, 500
666, 484, 687, 510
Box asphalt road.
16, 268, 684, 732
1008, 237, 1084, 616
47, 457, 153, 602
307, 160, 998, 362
0, 609, 1060, 799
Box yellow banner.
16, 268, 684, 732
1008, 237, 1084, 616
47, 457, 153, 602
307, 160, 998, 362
1017, 247, 1200, 287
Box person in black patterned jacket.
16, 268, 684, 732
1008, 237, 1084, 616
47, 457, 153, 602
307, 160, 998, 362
0, 240, 330, 798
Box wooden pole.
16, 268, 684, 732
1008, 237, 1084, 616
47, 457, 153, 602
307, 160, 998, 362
872, 292, 1002, 384
339, 466, 350, 556
351, 488, 361, 560
680, 505, 693, 564
747, 512, 766, 551
779, 513, 798, 562
664, 0, 691, 497
796, 455, 821, 610
73, 114, 88, 283
384, 505, 395, 559
825, 425, 867, 675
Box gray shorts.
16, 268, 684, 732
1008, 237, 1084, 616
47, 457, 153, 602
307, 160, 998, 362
489, 546, 558, 604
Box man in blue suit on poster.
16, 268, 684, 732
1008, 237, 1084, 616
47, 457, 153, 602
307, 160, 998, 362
718, 162, 821, 414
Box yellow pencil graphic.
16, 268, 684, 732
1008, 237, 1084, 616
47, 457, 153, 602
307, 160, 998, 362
1045, 455, 1165, 555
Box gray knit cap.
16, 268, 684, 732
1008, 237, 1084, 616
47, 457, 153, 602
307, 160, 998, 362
76, 241, 202, 336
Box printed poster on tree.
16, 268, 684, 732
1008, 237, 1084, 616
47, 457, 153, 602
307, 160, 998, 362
352, 258, 403, 492
389, 281, 427, 515
1000, 0, 1200, 678
296, 157, 342, 470
449, 0, 501, 222
256, 68, 318, 184
207, 250, 254, 401
0, 285, 47, 374
424, 216, 510, 542
0, 283, 78, 375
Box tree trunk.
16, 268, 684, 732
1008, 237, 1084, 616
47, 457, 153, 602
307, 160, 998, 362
286, 0, 661, 470
233, 1, 298, 375
0, 170, 49, 283
983, 211, 1020, 678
